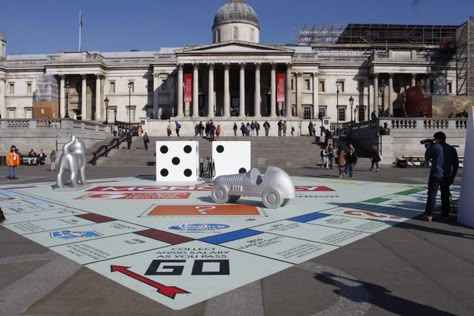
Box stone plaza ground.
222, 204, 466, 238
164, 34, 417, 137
0, 161, 473, 316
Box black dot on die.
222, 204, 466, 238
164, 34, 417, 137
184, 145, 192, 154
184, 169, 192, 177
239, 168, 247, 174
216, 145, 224, 153
160, 169, 169, 177
160, 146, 168, 154
172, 157, 180, 165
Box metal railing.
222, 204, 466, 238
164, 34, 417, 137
89, 134, 128, 166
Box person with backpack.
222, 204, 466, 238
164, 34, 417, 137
143, 132, 150, 151
263, 121, 270, 136
175, 121, 181, 137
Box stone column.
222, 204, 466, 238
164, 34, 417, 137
296, 73, 303, 118
208, 64, 214, 118
388, 73, 394, 116
224, 63, 230, 118
286, 64, 292, 118
425, 75, 431, 95
373, 74, 379, 115
60, 76, 66, 118
193, 63, 199, 118
271, 63, 276, 118
153, 72, 160, 119
254, 63, 261, 118
177, 64, 184, 118
312, 72, 319, 119
95, 74, 102, 121
81, 74, 87, 120
239, 63, 246, 118
411, 73, 416, 87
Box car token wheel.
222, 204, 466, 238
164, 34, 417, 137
282, 199, 290, 207
262, 189, 282, 209
211, 185, 229, 204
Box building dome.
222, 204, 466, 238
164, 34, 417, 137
213, 0, 259, 29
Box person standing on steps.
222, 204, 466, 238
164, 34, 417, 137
263, 121, 270, 136
126, 130, 132, 150
256, 121, 260, 136
233, 122, 238, 136
175, 121, 181, 137
143, 132, 150, 151
6, 145, 20, 180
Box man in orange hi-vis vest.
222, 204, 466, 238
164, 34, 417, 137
6, 145, 20, 180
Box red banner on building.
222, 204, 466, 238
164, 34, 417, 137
276, 73, 285, 102
184, 73, 192, 102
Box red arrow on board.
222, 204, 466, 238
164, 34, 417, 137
110, 265, 189, 299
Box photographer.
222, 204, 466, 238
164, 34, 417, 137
423, 132, 459, 222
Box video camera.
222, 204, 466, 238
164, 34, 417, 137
420, 139, 434, 145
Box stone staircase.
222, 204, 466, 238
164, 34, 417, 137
94, 136, 320, 168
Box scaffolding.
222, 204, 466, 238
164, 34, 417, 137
296, 24, 458, 49
456, 17, 474, 96
33, 74, 59, 102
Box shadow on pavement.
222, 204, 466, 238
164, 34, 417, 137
314, 272, 458, 316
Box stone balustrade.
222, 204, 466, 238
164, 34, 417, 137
381, 118, 467, 130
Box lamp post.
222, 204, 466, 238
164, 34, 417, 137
349, 96, 354, 123
104, 97, 109, 124
65, 82, 70, 118
336, 85, 339, 136
127, 82, 133, 126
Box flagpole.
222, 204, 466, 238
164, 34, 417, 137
78, 11, 82, 51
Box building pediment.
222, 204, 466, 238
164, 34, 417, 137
176, 41, 293, 56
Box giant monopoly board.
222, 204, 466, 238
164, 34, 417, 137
0, 177, 434, 310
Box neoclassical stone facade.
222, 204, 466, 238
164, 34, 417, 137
0, 0, 464, 127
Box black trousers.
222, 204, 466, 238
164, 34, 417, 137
144, 142, 148, 150
425, 176, 451, 216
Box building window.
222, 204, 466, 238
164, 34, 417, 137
305, 79, 311, 91
358, 106, 365, 122
127, 106, 136, 122
217, 29, 221, 42
9, 82, 14, 95
336, 80, 345, 93
7, 108, 15, 119
233, 27, 239, 40
319, 80, 325, 92
27, 82, 32, 94
24, 107, 33, 119
128, 81, 134, 93
291, 78, 295, 91
110, 81, 116, 93
338, 107, 346, 122
318, 106, 327, 118
303, 105, 313, 120
251, 28, 255, 42
358, 81, 364, 92
447, 82, 452, 94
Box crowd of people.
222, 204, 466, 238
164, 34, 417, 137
5, 145, 58, 180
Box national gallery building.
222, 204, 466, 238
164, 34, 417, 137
0, 0, 472, 127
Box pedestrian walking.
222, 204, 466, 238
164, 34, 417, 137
126, 131, 132, 149
345, 147, 358, 178
233, 123, 238, 136
320, 146, 329, 169
327, 144, 334, 169
308, 121, 314, 136
175, 121, 181, 137
336, 146, 346, 179
143, 132, 150, 151
6, 145, 20, 180
49, 150, 57, 171
369, 145, 381, 172
291, 126, 295, 136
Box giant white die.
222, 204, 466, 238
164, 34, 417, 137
212, 141, 251, 177
155, 141, 199, 182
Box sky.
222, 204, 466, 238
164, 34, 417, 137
0, 0, 473, 55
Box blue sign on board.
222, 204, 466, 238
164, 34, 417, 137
50, 230, 102, 239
